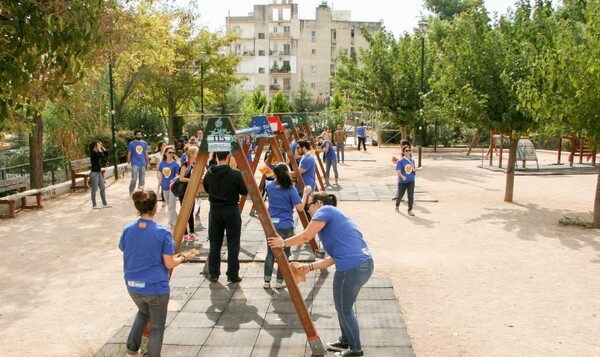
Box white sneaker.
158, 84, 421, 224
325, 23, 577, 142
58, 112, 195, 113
274, 281, 286, 289
93, 206, 101, 210
103, 204, 112, 208
263, 281, 271, 289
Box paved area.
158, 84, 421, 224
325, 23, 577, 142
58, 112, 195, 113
100, 265, 414, 357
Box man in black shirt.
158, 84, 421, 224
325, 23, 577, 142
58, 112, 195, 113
202, 151, 248, 283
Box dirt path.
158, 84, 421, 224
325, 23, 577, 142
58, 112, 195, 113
0, 145, 598, 356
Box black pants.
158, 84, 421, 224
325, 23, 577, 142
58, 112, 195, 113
396, 181, 415, 211
208, 207, 242, 279
178, 196, 194, 234
357, 137, 367, 151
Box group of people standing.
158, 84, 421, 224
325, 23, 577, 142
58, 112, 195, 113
107, 125, 376, 357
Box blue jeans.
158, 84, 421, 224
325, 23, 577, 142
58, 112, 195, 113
90, 171, 106, 207
264, 227, 293, 282
126, 292, 169, 357
129, 165, 146, 194
396, 180, 415, 211
333, 259, 374, 351
325, 158, 339, 181
336, 144, 345, 162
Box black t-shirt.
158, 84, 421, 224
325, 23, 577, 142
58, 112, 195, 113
90, 150, 107, 172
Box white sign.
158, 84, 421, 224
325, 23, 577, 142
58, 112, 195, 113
207, 134, 232, 152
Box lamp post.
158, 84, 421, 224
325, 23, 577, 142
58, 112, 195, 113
199, 51, 206, 128
108, 62, 119, 179
418, 20, 428, 168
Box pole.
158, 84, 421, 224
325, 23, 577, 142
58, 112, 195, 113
418, 35, 425, 168
200, 61, 205, 128
108, 63, 119, 179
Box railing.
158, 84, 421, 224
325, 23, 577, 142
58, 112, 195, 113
0, 156, 69, 186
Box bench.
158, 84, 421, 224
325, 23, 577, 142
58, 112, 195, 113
69, 158, 105, 191
0, 176, 44, 218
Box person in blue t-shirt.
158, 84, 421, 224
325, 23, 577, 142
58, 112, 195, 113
395, 144, 421, 216
127, 129, 151, 195
267, 192, 373, 357
317, 135, 339, 186
293, 140, 316, 196
263, 163, 310, 289
158, 146, 180, 229
119, 189, 196, 357
289, 132, 307, 165
357, 122, 367, 151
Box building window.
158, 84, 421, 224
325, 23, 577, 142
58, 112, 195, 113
330, 64, 335, 75
283, 8, 291, 21
273, 26, 278, 33
311, 31, 316, 43
273, 44, 279, 53
259, 67, 265, 74
258, 32, 265, 39
283, 26, 290, 33
312, 48, 316, 55
311, 83, 316, 89
234, 26, 241, 34
331, 29, 336, 41
272, 9, 279, 21
259, 50, 266, 56
311, 65, 316, 73
259, 85, 265, 91
284, 44, 291, 55
233, 44, 241, 55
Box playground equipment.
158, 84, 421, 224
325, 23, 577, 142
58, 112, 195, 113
557, 136, 597, 167
171, 116, 326, 355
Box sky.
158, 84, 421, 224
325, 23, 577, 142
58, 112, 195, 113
191, 0, 534, 36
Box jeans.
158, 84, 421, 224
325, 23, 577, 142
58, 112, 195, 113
357, 137, 367, 151
129, 165, 146, 194
126, 292, 169, 357
264, 227, 293, 282
90, 171, 106, 207
396, 180, 415, 211
325, 158, 339, 182
336, 144, 345, 162
208, 207, 242, 279
333, 259, 374, 351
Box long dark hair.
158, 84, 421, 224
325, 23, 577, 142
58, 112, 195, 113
273, 163, 293, 189
131, 189, 157, 215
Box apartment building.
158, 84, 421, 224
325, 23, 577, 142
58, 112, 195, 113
226, 0, 381, 105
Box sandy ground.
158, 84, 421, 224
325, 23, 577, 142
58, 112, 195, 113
0, 145, 599, 357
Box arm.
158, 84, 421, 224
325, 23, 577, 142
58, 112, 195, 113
127, 151, 131, 165
179, 164, 190, 182
301, 185, 311, 205
267, 219, 325, 248
397, 168, 406, 181
163, 251, 196, 269
297, 256, 335, 274
145, 147, 150, 169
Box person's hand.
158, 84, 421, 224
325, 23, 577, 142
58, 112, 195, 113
182, 251, 196, 260
146, 163, 151, 170
267, 235, 283, 248
298, 264, 310, 274
303, 185, 312, 195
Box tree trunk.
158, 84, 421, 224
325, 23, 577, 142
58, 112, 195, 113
504, 132, 517, 202
29, 113, 44, 189
593, 170, 600, 228
167, 96, 176, 144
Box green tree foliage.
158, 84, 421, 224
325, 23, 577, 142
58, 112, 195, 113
425, 0, 469, 20
291, 72, 314, 112
270, 91, 291, 114
239, 89, 267, 127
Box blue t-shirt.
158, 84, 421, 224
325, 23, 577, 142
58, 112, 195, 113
159, 160, 180, 191
290, 140, 301, 164
265, 181, 302, 229
245, 140, 256, 163
311, 206, 372, 272
128, 140, 148, 166
119, 219, 175, 295
320, 141, 336, 161
357, 126, 366, 139
396, 156, 416, 183
298, 153, 316, 194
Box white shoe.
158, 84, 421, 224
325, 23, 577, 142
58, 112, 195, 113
93, 206, 101, 210
103, 204, 112, 208
274, 281, 286, 289
263, 281, 271, 288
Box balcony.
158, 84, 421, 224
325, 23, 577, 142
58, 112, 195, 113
270, 64, 291, 75
269, 32, 291, 40
242, 50, 255, 56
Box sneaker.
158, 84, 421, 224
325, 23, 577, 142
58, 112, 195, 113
263, 281, 271, 289
408, 210, 415, 216
227, 276, 242, 283
326, 340, 349, 352
334, 350, 364, 357
207, 275, 218, 282
102, 204, 112, 208
274, 281, 286, 289
395, 206, 399, 212
93, 206, 101, 210
195, 213, 200, 220
183, 234, 194, 242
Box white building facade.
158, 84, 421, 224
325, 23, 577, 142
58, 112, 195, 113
226, 0, 381, 105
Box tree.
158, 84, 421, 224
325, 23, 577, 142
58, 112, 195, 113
291, 72, 314, 112
239, 89, 267, 127
270, 90, 291, 114
0, 0, 104, 188
425, 0, 470, 20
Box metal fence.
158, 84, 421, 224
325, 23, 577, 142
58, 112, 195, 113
0, 156, 69, 186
